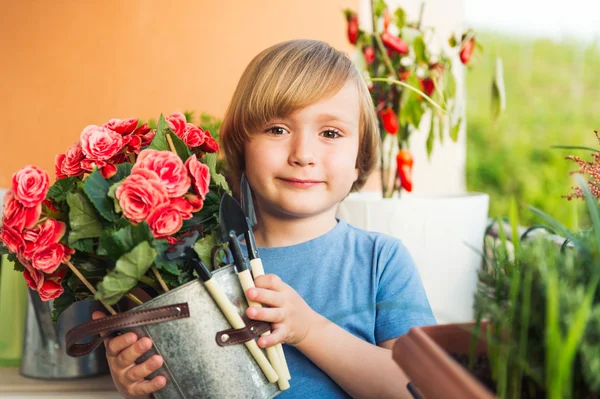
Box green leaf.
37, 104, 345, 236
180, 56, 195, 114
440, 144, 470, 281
47, 177, 79, 203
148, 115, 191, 162
70, 238, 94, 253
148, 116, 170, 151
450, 117, 461, 142
0, 245, 8, 256
394, 8, 406, 29
110, 163, 133, 183
51, 288, 75, 322
202, 153, 218, 171
83, 170, 119, 222
491, 57, 506, 121
67, 192, 104, 244
95, 241, 157, 305
183, 111, 195, 123
551, 145, 598, 152
12, 258, 26, 272
98, 222, 154, 260
413, 35, 427, 64
444, 68, 457, 101
426, 115, 435, 159
373, 0, 386, 18
194, 231, 219, 269
438, 116, 445, 144
211, 172, 230, 192
167, 130, 191, 162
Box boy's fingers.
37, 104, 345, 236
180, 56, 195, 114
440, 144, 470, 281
258, 327, 286, 348
105, 332, 139, 358
115, 337, 153, 369
246, 306, 284, 323
253, 274, 285, 291
124, 355, 164, 384
246, 287, 283, 307
125, 376, 166, 397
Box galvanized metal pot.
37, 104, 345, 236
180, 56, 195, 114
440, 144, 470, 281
67, 264, 281, 399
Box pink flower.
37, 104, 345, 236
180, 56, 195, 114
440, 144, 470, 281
55, 154, 67, 180
0, 225, 25, 254
141, 130, 156, 147
103, 118, 139, 135
81, 158, 106, 172
31, 242, 69, 274
146, 203, 184, 238
23, 266, 44, 291
80, 125, 124, 161
11, 166, 50, 208
133, 149, 190, 198
184, 193, 204, 212
38, 267, 67, 301
2, 190, 41, 231
116, 169, 169, 223
200, 134, 219, 153
22, 219, 66, 258
100, 163, 117, 179
166, 113, 186, 135
170, 197, 194, 220
181, 124, 205, 148
60, 142, 85, 177
185, 155, 210, 199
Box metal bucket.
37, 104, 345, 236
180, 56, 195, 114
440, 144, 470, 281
119, 264, 281, 399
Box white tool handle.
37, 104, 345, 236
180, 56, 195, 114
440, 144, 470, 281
250, 258, 292, 382
238, 269, 290, 390
204, 278, 279, 383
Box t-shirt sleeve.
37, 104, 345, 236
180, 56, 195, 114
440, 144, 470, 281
375, 239, 437, 343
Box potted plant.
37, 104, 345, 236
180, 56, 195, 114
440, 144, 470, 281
0, 112, 225, 319
337, 0, 500, 323
393, 132, 600, 398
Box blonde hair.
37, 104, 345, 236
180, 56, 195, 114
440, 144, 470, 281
220, 39, 380, 196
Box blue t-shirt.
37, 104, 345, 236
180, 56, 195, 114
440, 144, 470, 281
245, 218, 436, 398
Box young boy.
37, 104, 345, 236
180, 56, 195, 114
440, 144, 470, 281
93, 39, 436, 399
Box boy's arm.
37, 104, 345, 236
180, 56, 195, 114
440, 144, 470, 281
296, 314, 411, 399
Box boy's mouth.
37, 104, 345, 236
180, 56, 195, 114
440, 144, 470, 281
278, 177, 323, 188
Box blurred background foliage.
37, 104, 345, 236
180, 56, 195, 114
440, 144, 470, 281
466, 33, 600, 228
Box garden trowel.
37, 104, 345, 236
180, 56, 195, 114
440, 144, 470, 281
240, 173, 291, 381
219, 193, 290, 390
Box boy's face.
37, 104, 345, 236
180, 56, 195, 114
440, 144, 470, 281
244, 80, 360, 220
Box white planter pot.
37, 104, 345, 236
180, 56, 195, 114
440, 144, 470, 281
337, 192, 489, 324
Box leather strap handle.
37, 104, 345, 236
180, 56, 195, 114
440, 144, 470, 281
216, 318, 272, 347
66, 303, 190, 358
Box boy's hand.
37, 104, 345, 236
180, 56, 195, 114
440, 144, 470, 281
92, 311, 166, 399
245, 274, 319, 348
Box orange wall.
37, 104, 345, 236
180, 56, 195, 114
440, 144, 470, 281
0, 0, 356, 187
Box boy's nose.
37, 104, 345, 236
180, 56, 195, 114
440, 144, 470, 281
288, 134, 315, 166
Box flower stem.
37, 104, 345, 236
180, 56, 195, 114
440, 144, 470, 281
371, 77, 445, 113
63, 260, 117, 315
152, 267, 169, 293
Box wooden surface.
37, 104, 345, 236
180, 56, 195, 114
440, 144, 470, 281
0, 366, 117, 393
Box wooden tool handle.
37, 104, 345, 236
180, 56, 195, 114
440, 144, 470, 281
204, 279, 279, 383
248, 258, 292, 382
238, 269, 290, 389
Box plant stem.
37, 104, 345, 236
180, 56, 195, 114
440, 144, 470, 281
140, 275, 161, 292
417, 3, 425, 30
63, 260, 117, 315
152, 267, 169, 293
125, 292, 144, 306
371, 77, 446, 113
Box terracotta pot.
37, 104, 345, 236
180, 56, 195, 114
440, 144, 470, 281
393, 322, 496, 399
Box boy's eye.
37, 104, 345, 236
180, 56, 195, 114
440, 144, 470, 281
266, 126, 288, 135
321, 129, 341, 139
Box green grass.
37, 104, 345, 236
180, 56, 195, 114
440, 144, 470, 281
466, 32, 600, 228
